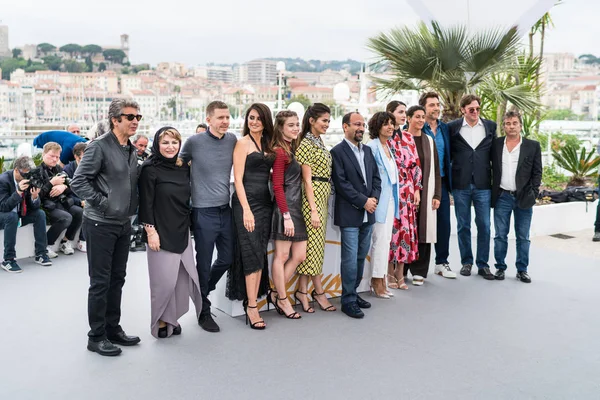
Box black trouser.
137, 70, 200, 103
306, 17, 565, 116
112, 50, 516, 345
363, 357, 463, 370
192, 205, 234, 314
406, 243, 432, 278
84, 217, 131, 341
47, 204, 83, 245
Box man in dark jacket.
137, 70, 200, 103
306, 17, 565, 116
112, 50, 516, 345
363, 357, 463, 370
448, 94, 497, 280
72, 98, 142, 357
0, 156, 52, 272
491, 110, 542, 283
331, 112, 381, 319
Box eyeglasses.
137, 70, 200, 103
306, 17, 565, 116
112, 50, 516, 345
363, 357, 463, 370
466, 107, 481, 114
120, 113, 143, 122
351, 122, 366, 128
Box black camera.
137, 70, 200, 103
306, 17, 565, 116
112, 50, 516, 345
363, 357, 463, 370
55, 172, 72, 187
21, 168, 45, 190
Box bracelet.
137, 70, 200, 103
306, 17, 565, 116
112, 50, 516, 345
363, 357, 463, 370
283, 212, 291, 220
143, 223, 155, 229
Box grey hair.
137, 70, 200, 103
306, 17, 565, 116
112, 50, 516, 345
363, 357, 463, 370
86, 120, 110, 140
132, 134, 148, 144
108, 97, 140, 130
13, 156, 35, 171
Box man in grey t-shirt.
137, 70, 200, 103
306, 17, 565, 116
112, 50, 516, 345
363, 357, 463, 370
180, 101, 236, 332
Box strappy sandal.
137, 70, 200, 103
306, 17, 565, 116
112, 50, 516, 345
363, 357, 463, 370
311, 290, 337, 312
275, 296, 301, 319
243, 300, 266, 330
397, 277, 409, 290
386, 274, 399, 289
293, 290, 315, 313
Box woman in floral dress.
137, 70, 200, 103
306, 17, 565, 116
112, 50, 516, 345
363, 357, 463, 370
387, 108, 423, 290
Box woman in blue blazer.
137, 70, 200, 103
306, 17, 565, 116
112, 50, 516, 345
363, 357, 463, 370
367, 112, 400, 298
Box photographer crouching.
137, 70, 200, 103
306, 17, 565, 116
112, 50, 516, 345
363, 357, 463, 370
0, 156, 52, 272
39, 142, 83, 257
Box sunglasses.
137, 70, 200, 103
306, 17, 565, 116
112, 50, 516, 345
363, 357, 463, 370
466, 107, 481, 113
120, 113, 143, 121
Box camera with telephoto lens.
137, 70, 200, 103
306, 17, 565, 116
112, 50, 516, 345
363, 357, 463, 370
55, 171, 72, 187
20, 168, 45, 191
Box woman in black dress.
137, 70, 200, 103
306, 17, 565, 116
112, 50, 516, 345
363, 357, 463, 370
268, 111, 306, 320
226, 103, 275, 329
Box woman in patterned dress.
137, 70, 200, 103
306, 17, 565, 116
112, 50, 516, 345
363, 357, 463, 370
388, 106, 423, 290
294, 103, 336, 313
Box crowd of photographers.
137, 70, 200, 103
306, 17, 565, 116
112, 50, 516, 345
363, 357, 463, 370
0, 131, 152, 273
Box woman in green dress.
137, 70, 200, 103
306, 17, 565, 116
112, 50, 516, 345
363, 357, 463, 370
294, 103, 336, 313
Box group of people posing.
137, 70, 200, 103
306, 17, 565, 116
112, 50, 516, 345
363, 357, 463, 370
5, 92, 541, 357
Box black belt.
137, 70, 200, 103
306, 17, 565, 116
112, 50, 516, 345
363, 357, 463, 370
312, 176, 329, 183
501, 188, 517, 196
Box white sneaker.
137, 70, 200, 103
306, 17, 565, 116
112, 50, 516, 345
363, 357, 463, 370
59, 241, 75, 255
46, 246, 58, 259
77, 241, 87, 253
435, 263, 457, 279
412, 275, 425, 286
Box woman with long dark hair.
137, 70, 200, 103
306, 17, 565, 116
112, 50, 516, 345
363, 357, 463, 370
226, 103, 275, 329
268, 110, 306, 320
388, 106, 423, 290
139, 127, 202, 338
386, 100, 407, 140
404, 105, 441, 285
294, 103, 336, 313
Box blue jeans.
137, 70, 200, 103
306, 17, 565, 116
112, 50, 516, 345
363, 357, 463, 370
192, 206, 234, 314
340, 223, 373, 306
434, 179, 451, 265
453, 185, 491, 269
493, 191, 533, 272
0, 210, 47, 260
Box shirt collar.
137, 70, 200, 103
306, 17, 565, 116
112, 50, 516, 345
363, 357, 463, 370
462, 118, 483, 127
206, 128, 224, 140
344, 138, 362, 151
504, 136, 523, 149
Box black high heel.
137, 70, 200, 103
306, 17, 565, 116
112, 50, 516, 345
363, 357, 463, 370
173, 325, 182, 335
311, 290, 336, 312
275, 296, 301, 319
243, 300, 266, 330
293, 290, 315, 313
266, 289, 279, 314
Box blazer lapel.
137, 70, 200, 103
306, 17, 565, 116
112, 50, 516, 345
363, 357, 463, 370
496, 137, 505, 177
516, 138, 528, 171
341, 140, 365, 183
8, 171, 16, 193
377, 140, 395, 183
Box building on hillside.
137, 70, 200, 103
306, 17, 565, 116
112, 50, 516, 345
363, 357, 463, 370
291, 86, 334, 103
0, 25, 9, 58
206, 66, 233, 83
246, 59, 277, 85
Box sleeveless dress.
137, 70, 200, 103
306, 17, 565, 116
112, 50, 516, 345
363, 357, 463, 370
226, 138, 275, 301
271, 151, 308, 242
295, 134, 332, 276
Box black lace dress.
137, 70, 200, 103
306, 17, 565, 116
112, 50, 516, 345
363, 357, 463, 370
226, 140, 275, 301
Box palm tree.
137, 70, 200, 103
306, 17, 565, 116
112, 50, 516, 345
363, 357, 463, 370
367, 22, 540, 121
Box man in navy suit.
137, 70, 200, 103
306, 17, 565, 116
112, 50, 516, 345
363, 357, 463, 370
0, 156, 52, 272
420, 91, 456, 279
448, 94, 497, 280
331, 112, 381, 318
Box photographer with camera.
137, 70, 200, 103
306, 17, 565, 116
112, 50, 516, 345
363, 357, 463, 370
0, 156, 52, 272
63, 142, 87, 252
39, 142, 83, 257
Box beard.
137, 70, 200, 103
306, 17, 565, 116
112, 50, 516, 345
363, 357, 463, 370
354, 131, 364, 143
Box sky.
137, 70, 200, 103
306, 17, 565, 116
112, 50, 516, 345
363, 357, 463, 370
2, 0, 598, 66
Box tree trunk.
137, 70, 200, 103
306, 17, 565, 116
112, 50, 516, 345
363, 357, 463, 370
528, 29, 535, 59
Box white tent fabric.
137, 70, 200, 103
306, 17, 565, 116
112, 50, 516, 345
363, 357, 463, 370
407, 0, 557, 35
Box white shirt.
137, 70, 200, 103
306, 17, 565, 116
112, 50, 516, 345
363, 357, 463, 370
344, 138, 368, 223
387, 153, 397, 185
459, 118, 486, 149
500, 137, 522, 192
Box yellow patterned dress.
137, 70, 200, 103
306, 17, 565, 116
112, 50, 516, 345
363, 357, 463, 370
295, 133, 332, 276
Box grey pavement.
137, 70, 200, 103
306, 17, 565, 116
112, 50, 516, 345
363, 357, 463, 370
1, 231, 600, 400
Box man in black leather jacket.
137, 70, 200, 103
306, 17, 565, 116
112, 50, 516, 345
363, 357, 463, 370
72, 98, 142, 357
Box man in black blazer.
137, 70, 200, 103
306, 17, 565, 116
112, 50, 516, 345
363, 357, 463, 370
331, 112, 381, 319
491, 110, 542, 283
0, 156, 52, 272
448, 94, 497, 280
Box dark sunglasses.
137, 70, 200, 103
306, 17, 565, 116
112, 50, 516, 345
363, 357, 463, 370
120, 113, 143, 121
466, 107, 481, 113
